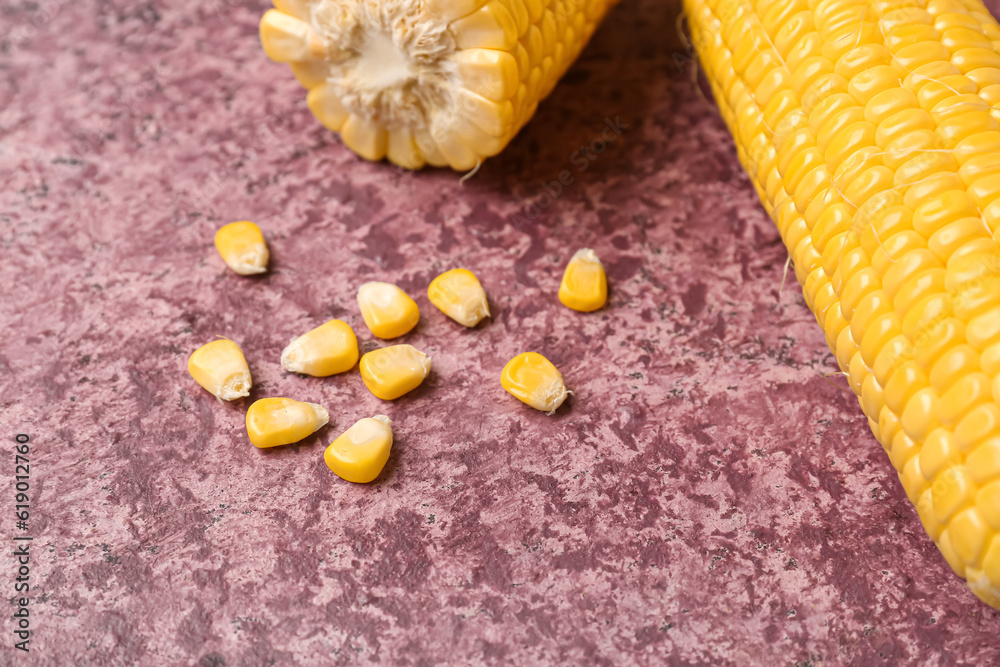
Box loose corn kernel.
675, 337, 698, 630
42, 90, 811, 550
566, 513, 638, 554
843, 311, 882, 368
427, 268, 490, 327
245, 397, 329, 448
558, 248, 607, 312
359, 344, 431, 400
281, 319, 359, 376
501, 352, 569, 413
324, 415, 393, 483
357, 282, 420, 339
187, 339, 252, 401
214, 221, 269, 275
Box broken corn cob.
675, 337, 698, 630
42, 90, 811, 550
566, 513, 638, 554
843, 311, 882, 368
359, 344, 432, 400
281, 319, 359, 376
559, 248, 607, 312
259, 0, 619, 170
428, 268, 490, 326
215, 221, 269, 275
357, 282, 420, 339
324, 415, 393, 483
246, 397, 330, 447
501, 351, 568, 413
188, 339, 252, 401
686, 0, 1000, 607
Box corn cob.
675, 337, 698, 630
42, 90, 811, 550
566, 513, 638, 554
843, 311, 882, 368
685, 0, 1000, 607
259, 0, 618, 169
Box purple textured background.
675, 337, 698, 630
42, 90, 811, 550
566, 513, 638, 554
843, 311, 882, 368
3, 0, 1000, 663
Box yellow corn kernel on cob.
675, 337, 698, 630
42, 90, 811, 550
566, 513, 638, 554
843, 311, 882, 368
188, 339, 252, 401
558, 248, 607, 312
214, 221, 269, 275
281, 319, 359, 376
685, 0, 1000, 607
357, 282, 420, 339
245, 397, 330, 448
501, 351, 568, 413
325, 414, 393, 483
359, 344, 432, 399
259, 0, 619, 170
428, 268, 490, 326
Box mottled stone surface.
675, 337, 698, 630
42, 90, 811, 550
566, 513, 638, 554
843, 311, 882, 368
3, 0, 1000, 663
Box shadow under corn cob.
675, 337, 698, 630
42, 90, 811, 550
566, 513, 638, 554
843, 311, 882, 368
259, 0, 619, 169
686, 0, 1000, 607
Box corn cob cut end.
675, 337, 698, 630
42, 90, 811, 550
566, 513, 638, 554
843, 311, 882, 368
260, 0, 617, 169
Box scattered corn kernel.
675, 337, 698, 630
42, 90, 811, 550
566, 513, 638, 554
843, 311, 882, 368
245, 397, 329, 448
559, 248, 607, 312
357, 282, 420, 339
427, 268, 490, 327
501, 352, 569, 414
359, 344, 431, 400
214, 221, 269, 275
281, 319, 359, 377
324, 415, 393, 483
187, 339, 252, 401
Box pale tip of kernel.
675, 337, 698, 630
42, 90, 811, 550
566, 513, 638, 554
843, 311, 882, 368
372, 414, 393, 427
280, 337, 305, 374
229, 244, 270, 275
573, 248, 602, 265
418, 352, 432, 375
545, 388, 572, 415
218, 372, 252, 401
357, 281, 396, 305
307, 402, 330, 430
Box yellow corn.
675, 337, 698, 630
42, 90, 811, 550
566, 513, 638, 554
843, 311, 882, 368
187, 339, 252, 401
686, 0, 1000, 607
500, 351, 568, 413
427, 268, 490, 326
245, 397, 330, 448
324, 414, 393, 483
558, 248, 607, 312
259, 0, 619, 170
281, 319, 359, 376
214, 221, 269, 275
359, 344, 432, 400
357, 282, 420, 339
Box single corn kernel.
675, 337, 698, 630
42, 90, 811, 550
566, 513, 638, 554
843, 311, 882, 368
245, 397, 329, 448
214, 221, 269, 275
281, 319, 359, 376
359, 344, 431, 400
324, 415, 393, 484
427, 268, 490, 327
558, 248, 607, 312
357, 282, 420, 339
187, 339, 252, 401
501, 352, 569, 414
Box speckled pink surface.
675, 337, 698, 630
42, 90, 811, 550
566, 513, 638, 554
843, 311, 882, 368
3, 0, 1000, 663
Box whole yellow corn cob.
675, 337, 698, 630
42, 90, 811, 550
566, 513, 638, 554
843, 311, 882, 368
686, 0, 1000, 607
259, 0, 618, 169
